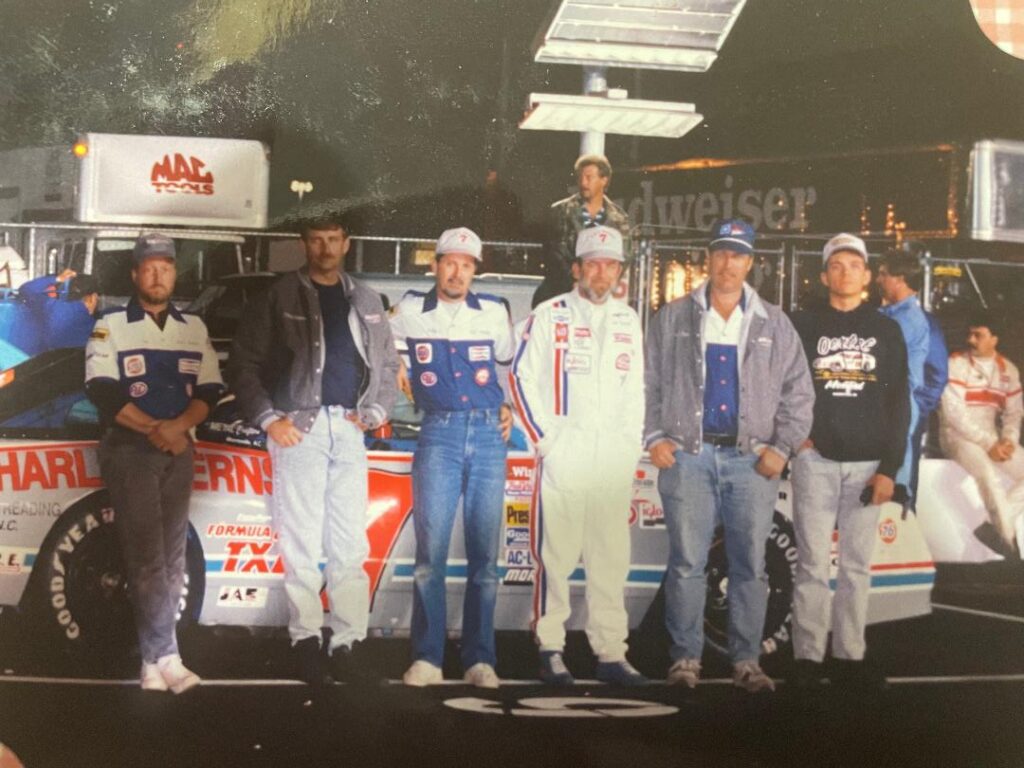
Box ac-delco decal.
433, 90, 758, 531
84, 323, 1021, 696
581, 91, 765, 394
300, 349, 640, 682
151, 153, 215, 196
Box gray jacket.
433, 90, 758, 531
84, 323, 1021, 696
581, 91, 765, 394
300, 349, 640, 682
228, 268, 400, 433
644, 283, 814, 458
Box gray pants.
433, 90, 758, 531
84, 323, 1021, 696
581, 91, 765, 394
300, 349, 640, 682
790, 449, 880, 662
99, 430, 194, 663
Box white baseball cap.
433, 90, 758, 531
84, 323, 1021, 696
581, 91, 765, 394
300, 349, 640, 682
575, 225, 624, 262
436, 227, 482, 261
822, 233, 868, 266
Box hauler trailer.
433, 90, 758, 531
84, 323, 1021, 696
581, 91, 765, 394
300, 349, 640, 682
0, 133, 274, 303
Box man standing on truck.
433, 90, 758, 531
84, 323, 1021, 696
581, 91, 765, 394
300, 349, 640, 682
228, 217, 400, 687
940, 314, 1024, 556
644, 218, 814, 693
84, 233, 224, 693
388, 227, 515, 689
533, 154, 632, 307
511, 225, 648, 687
789, 233, 910, 692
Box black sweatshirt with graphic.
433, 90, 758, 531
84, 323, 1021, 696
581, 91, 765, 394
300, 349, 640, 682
791, 302, 910, 479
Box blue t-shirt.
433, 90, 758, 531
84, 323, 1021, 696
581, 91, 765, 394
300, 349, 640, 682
315, 281, 365, 409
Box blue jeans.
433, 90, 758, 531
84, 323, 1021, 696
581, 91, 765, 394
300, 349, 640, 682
411, 408, 507, 669
658, 445, 779, 663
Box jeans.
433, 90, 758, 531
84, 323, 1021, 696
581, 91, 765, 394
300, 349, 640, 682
658, 444, 779, 664
269, 406, 369, 650
790, 449, 880, 662
411, 408, 507, 669
100, 430, 194, 664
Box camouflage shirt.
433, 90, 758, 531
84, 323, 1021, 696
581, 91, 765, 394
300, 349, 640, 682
546, 193, 633, 281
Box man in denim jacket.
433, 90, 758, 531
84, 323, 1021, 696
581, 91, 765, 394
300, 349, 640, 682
229, 217, 400, 687
644, 219, 814, 693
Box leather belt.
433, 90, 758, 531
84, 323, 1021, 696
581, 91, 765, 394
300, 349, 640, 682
702, 433, 737, 447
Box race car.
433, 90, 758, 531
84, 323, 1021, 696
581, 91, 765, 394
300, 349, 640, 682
0, 347, 936, 660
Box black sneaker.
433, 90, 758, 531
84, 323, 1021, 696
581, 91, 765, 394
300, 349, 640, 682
539, 651, 575, 686
330, 643, 386, 687
788, 659, 826, 691
293, 637, 332, 687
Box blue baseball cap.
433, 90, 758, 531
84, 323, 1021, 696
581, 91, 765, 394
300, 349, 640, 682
708, 218, 755, 255
132, 233, 176, 264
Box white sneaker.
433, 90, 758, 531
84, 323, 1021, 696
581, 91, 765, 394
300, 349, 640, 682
140, 662, 168, 692
667, 658, 701, 689
156, 654, 201, 694
733, 660, 775, 693
402, 660, 443, 687
463, 663, 500, 689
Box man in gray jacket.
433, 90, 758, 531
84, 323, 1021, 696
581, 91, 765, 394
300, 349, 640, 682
229, 217, 400, 687
644, 219, 814, 693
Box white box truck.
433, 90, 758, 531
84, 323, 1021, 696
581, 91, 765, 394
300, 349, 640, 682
0, 133, 273, 303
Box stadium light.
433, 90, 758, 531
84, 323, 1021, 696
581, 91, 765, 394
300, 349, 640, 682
519, 92, 703, 140
532, 0, 749, 72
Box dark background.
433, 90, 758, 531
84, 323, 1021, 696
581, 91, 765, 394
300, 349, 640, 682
2, 0, 1023, 236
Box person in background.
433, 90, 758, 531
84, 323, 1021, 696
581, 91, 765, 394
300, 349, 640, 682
939, 314, 1023, 556
533, 154, 631, 307
84, 233, 223, 693
875, 249, 930, 505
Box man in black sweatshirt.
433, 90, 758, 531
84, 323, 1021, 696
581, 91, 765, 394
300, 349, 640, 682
789, 233, 910, 692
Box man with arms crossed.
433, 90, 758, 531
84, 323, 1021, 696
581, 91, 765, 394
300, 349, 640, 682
388, 227, 515, 688
229, 217, 400, 687
644, 219, 814, 693
790, 233, 910, 691
940, 314, 1023, 555
85, 234, 223, 692
511, 225, 647, 686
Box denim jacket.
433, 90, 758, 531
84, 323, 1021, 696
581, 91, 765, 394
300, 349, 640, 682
228, 268, 400, 433
643, 283, 814, 459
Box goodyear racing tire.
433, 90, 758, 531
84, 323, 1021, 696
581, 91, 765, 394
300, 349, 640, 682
704, 510, 798, 657
29, 491, 204, 655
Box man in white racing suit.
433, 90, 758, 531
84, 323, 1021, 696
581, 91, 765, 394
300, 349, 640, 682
510, 225, 647, 686
940, 315, 1024, 555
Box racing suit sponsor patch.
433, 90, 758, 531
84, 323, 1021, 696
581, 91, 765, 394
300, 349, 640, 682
89, 328, 109, 340
129, 381, 149, 398
420, 371, 438, 387
615, 353, 631, 371
178, 357, 201, 375
415, 343, 433, 364
564, 353, 591, 374
468, 345, 491, 361
474, 368, 491, 386
123, 354, 146, 377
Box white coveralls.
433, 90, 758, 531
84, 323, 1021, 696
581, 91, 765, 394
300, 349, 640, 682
939, 351, 1024, 549
509, 290, 644, 662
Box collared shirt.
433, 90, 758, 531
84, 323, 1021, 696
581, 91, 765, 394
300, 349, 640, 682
879, 294, 929, 394
548, 193, 632, 275
389, 287, 514, 412
85, 297, 223, 422
702, 287, 745, 436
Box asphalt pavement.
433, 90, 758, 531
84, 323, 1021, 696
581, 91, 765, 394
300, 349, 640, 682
0, 563, 1021, 768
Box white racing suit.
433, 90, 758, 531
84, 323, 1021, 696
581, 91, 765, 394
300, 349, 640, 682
509, 291, 644, 662
939, 351, 1024, 549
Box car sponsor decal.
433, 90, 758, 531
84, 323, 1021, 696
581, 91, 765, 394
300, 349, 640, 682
217, 586, 268, 608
